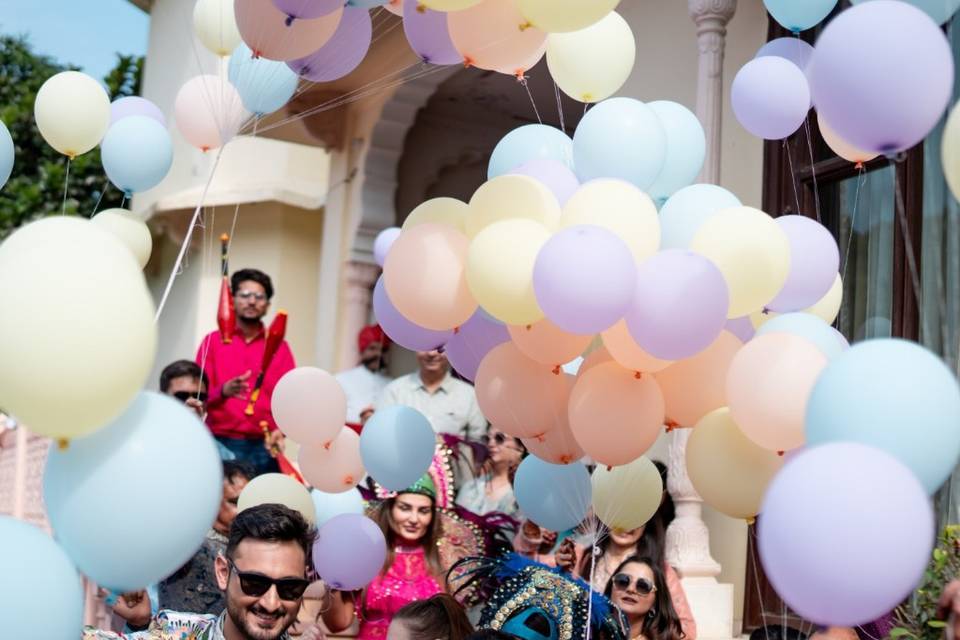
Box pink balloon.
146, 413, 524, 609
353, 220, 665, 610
235, 0, 344, 61
448, 0, 547, 76
174, 75, 247, 151
272, 367, 347, 446
299, 429, 366, 493
287, 7, 372, 82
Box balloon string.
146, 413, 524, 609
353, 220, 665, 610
784, 139, 802, 215
61, 156, 72, 215
839, 166, 866, 331
520, 77, 541, 124
748, 526, 773, 639
554, 81, 566, 135
803, 115, 822, 223
227, 116, 259, 255
90, 180, 110, 218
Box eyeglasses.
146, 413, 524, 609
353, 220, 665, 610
611, 573, 656, 596
172, 391, 208, 403
226, 559, 309, 601
486, 432, 511, 446
236, 290, 267, 301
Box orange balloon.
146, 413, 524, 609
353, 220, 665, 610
448, 0, 547, 76
234, 0, 344, 61
508, 319, 593, 368
601, 320, 672, 373
522, 376, 584, 464
655, 331, 742, 428
475, 342, 570, 439
383, 223, 477, 331
726, 333, 828, 452
578, 343, 613, 376
568, 362, 665, 467
298, 428, 365, 493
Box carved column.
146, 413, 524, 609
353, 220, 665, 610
335, 261, 381, 372
665, 428, 721, 577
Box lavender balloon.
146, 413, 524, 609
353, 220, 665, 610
724, 316, 755, 343
110, 97, 165, 127
510, 159, 580, 206
373, 227, 401, 267
767, 215, 839, 312
443, 309, 510, 381
626, 250, 729, 360
288, 7, 370, 82
755, 37, 814, 74
273, 0, 343, 20
533, 225, 637, 335
372, 277, 453, 351
732, 57, 810, 140
759, 443, 933, 625
313, 513, 386, 590
403, 0, 461, 65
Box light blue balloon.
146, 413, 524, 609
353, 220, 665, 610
44, 392, 223, 590
347, 0, 384, 7
647, 101, 706, 203
0, 119, 13, 190
851, 0, 960, 25
805, 338, 960, 494
0, 516, 83, 639
763, 0, 838, 31
101, 116, 173, 195
228, 43, 299, 116
488, 124, 574, 179
360, 405, 436, 491
756, 312, 847, 360
659, 183, 742, 249
514, 456, 591, 532
311, 487, 365, 526
573, 97, 667, 191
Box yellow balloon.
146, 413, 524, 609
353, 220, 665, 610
238, 473, 317, 524
34, 71, 110, 158
818, 112, 878, 166
466, 218, 550, 324
518, 0, 621, 32
690, 206, 791, 318
466, 174, 561, 238
546, 12, 635, 103
560, 179, 660, 261
686, 408, 785, 521
750, 307, 776, 330
193, 0, 242, 57
0, 217, 156, 439
943, 102, 960, 203
591, 456, 663, 531
403, 197, 469, 234
91, 208, 153, 269
420, 0, 482, 10
803, 272, 842, 324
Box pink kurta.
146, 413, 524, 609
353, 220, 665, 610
357, 547, 442, 640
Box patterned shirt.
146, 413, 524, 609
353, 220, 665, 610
82, 610, 293, 640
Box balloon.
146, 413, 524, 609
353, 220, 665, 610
229, 43, 299, 115
559, 179, 660, 262
510, 159, 580, 206
690, 206, 791, 318
533, 225, 637, 335
0, 517, 84, 638
467, 174, 561, 237
287, 7, 371, 82
756, 312, 846, 360
724, 316, 755, 343
0, 120, 11, 190
805, 338, 960, 493
311, 487, 365, 527
466, 219, 551, 325
508, 319, 593, 367
767, 215, 840, 312
803, 273, 842, 324
488, 124, 574, 179
360, 406, 436, 491
90, 208, 153, 269
272, 367, 347, 446
372, 277, 454, 351
601, 320, 672, 373
759, 443, 933, 625
475, 342, 571, 439
44, 392, 222, 590
175, 74, 248, 151
0, 217, 155, 440
546, 12, 635, 103
299, 428, 365, 493
194, 0, 242, 56
403, 1, 462, 65
521, 394, 584, 465
273, 0, 342, 20
100, 116, 173, 195
686, 408, 785, 520
731, 57, 810, 140
384, 223, 476, 330
647, 101, 706, 202
313, 514, 387, 590
569, 362, 665, 466
592, 456, 662, 531
373, 227, 401, 267
808, 1, 953, 154
443, 309, 511, 381
852, 0, 960, 24
944, 101, 960, 204
403, 197, 468, 233
573, 97, 667, 190
818, 112, 878, 165
235, 0, 344, 61
384, 0, 403, 15
763, 0, 838, 31
34, 71, 110, 158
420, 0, 482, 10
659, 184, 742, 250
517, 0, 621, 33
449, 0, 547, 76
755, 37, 814, 75
654, 331, 741, 427
239, 473, 317, 524
514, 455, 592, 532
110, 96, 166, 127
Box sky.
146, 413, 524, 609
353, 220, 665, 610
1, 0, 149, 81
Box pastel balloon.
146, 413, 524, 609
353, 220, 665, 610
573, 97, 667, 190
852, 0, 960, 25
403, 0, 462, 65
805, 338, 960, 493
311, 487, 365, 527
510, 159, 580, 207
194, 0, 242, 55
659, 184, 742, 250
517, 0, 621, 33
110, 96, 166, 126
34, 71, 110, 158
724, 316, 756, 343
0, 120, 11, 190
508, 318, 593, 366
239, 473, 317, 524
592, 456, 662, 531
546, 11, 635, 103
372, 277, 453, 351
299, 428, 365, 493
818, 111, 878, 165
488, 124, 574, 179
403, 197, 468, 233
763, 0, 838, 31
647, 101, 706, 202
467, 174, 561, 237
90, 208, 153, 269
313, 514, 387, 590
384, 0, 403, 15
579, 343, 614, 376
444, 309, 511, 381
755, 37, 814, 75
273, 0, 342, 19
287, 7, 371, 82
654, 331, 741, 427
521, 397, 584, 465
560, 179, 660, 262
272, 367, 347, 446
601, 320, 672, 374
101, 116, 173, 195
759, 443, 933, 625
229, 43, 299, 115
804, 273, 842, 324
767, 215, 839, 312
175, 74, 248, 151
420, 0, 482, 9
514, 455, 592, 532
732, 57, 810, 140
373, 227, 401, 267
756, 312, 846, 360
449, 0, 547, 76
360, 406, 436, 491
235, 0, 344, 61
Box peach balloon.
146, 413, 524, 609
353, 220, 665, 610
818, 112, 878, 165
235, 0, 343, 61
726, 333, 828, 452
508, 318, 593, 368
383, 223, 477, 330
175, 74, 248, 152
384, 0, 404, 16
655, 331, 742, 428
298, 428, 365, 493
601, 319, 672, 373
448, 0, 547, 77
522, 375, 584, 464
568, 362, 665, 467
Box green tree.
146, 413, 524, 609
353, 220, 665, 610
0, 35, 144, 237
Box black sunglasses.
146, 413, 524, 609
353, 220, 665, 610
227, 559, 309, 601
173, 390, 208, 403
612, 573, 656, 596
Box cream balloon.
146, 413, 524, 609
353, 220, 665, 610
546, 12, 635, 103
234, 0, 344, 61
449, 0, 547, 76
298, 429, 365, 493
238, 473, 317, 524
193, 0, 242, 56
804, 273, 842, 324
690, 206, 791, 318
560, 179, 660, 262
944, 101, 960, 203
518, 0, 621, 32
403, 197, 469, 234
466, 174, 561, 238
508, 319, 593, 367
0, 217, 156, 439
655, 330, 741, 427
174, 74, 248, 151
420, 0, 482, 10
818, 112, 878, 165
90, 208, 153, 269
34, 71, 110, 158
272, 367, 348, 446
601, 320, 672, 373
466, 218, 550, 325
591, 456, 662, 531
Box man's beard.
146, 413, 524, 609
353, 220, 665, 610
226, 597, 294, 640
362, 355, 386, 372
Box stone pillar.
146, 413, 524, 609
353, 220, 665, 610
335, 260, 380, 372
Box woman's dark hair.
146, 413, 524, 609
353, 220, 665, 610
605, 555, 684, 640
466, 631, 520, 640
231, 268, 274, 300
652, 460, 676, 532
159, 359, 209, 392
575, 521, 666, 580
393, 593, 475, 640
372, 494, 444, 578
226, 503, 314, 561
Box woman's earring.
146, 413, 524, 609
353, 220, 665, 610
647, 609, 657, 619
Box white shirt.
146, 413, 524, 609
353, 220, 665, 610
335, 365, 392, 424
374, 371, 487, 441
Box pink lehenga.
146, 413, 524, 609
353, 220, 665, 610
357, 546, 443, 640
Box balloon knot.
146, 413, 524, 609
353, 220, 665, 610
463, 57, 474, 68
221, 233, 230, 242
201, 146, 211, 153
560, 455, 572, 464
514, 70, 527, 81
453, 326, 460, 335
761, 307, 770, 315
67, 151, 77, 160
746, 516, 756, 525
854, 161, 864, 170
552, 365, 561, 375
535, 433, 546, 443
525, 324, 532, 331
634, 371, 643, 379
344, 475, 354, 485
284, 14, 295, 27
777, 450, 785, 457
416, 2, 427, 12
606, 465, 613, 472
519, 20, 533, 31
57, 438, 69, 451
582, 94, 593, 102
323, 440, 332, 451
253, 50, 263, 59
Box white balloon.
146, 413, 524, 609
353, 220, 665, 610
34, 71, 110, 158
193, 0, 242, 56
91, 208, 153, 269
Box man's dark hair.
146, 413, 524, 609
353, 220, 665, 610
222, 460, 254, 484
227, 503, 314, 561
466, 631, 520, 640
231, 268, 274, 300
160, 359, 209, 393
749, 627, 808, 640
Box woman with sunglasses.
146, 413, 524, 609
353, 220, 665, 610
605, 556, 685, 640
455, 427, 526, 517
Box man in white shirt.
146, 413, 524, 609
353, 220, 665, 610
335, 325, 393, 433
